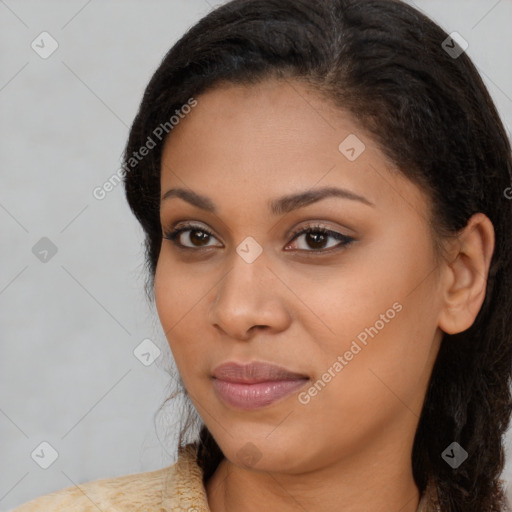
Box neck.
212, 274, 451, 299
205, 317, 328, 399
206, 439, 421, 512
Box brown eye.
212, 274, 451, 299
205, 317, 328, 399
187, 229, 211, 247
304, 231, 330, 250
163, 223, 222, 249
286, 226, 355, 252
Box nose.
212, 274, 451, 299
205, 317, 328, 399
208, 249, 292, 341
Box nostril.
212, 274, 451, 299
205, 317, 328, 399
253, 325, 267, 329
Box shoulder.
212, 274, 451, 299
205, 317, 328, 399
11, 444, 208, 512
11, 464, 176, 512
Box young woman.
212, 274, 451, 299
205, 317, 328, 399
13, 0, 512, 510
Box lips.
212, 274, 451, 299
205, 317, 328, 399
211, 361, 308, 383
211, 361, 309, 410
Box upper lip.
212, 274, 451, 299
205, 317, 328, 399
212, 361, 309, 384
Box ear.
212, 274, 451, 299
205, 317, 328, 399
438, 213, 495, 335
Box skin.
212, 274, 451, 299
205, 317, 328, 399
154, 78, 495, 512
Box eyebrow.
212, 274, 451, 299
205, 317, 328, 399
161, 186, 375, 215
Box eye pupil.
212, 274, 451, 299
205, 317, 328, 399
190, 230, 210, 246
307, 232, 327, 249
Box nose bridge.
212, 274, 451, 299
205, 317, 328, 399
209, 244, 290, 337
217, 246, 268, 311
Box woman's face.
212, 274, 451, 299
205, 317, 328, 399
155, 79, 445, 473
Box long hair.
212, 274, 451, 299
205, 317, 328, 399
123, 1, 512, 509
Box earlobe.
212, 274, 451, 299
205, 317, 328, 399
438, 213, 495, 335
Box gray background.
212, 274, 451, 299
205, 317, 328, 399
1, 0, 511, 510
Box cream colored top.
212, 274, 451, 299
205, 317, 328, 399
12, 443, 435, 511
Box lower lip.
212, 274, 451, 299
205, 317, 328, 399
212, 378, 309, 410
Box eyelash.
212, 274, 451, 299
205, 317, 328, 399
162, 222, 355, 254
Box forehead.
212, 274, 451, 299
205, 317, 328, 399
162, 79, 354, 161
159, 79, 429, 223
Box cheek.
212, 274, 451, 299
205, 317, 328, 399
153, 254, 210, 370
303, 223, 437, 374
291, 300, 437, 463
310, 232, 439, 414
305, 226, 435, 346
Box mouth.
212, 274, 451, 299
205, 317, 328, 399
211, 361, 310, 410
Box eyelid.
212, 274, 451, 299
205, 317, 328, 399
163, 221, 223, 248
287, 222, 351, 241
285, 223, 355, 252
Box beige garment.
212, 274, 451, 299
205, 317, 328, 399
11, 443, 434, 511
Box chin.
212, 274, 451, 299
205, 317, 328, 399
216, 435, 312, 473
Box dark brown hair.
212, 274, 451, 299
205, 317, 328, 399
123, 0, 512, 509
